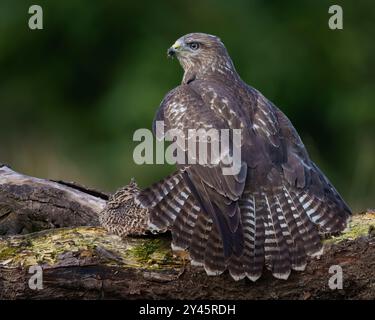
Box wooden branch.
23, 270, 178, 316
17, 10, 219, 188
0, 226, 374, 299
0, 165, 107, 235
0, 164, 374, 299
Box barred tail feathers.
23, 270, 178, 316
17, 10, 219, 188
212, 183, 349, 281
234, 183, 350, 281
136, 172, 350, 281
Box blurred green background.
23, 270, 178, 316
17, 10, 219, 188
0, 0, 374, 211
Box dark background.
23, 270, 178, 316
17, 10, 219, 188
0, 0, 374, 211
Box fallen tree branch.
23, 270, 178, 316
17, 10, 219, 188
0, 165, 106, 235
0, 164, 374, 299
0, 226, 374, 299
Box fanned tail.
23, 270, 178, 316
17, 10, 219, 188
231, 181, 350, 281
136, 170, 351, 281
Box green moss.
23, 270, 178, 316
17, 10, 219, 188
126, 238, 177, 269
0, 227, 182, 271
0, 245, 19, 260
131, 239, 162, 261
325, 212, 375, 244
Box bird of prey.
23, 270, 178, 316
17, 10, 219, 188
136, 33, 352, 281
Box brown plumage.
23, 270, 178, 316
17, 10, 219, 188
100, 180, 149, 237
136, 33, 352, 281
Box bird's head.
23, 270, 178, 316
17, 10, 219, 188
167, 33, 235, 79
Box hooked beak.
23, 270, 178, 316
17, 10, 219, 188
167, 40, 183, 58
167, 47, 176, 57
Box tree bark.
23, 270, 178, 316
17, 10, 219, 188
0, 164, 107, 235
0, 164, 374, 299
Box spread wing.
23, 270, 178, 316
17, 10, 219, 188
245, 87, 351, 235
139, 81, 351, 281
155, 83, 247, 257
251, 88, 350, 213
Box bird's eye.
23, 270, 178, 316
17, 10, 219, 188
189, 42, 200, 50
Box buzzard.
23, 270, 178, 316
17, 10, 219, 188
136, 33, 351, 281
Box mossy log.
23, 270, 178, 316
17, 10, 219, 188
0, 164, 374, 299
